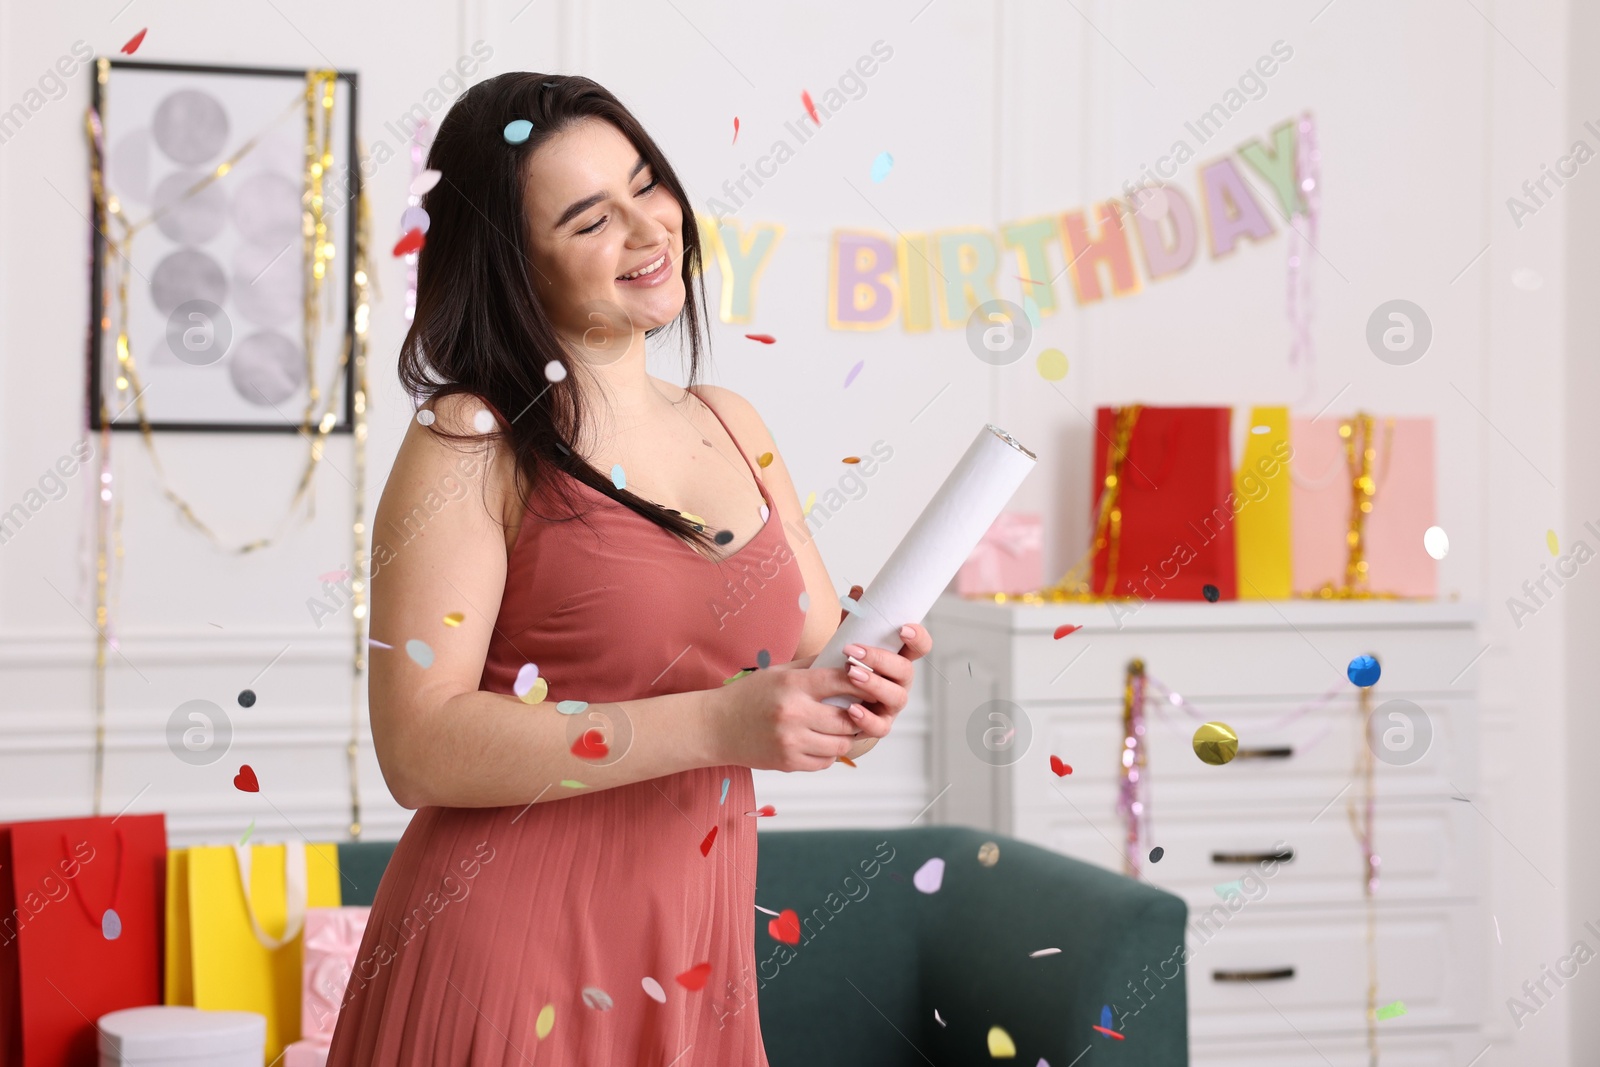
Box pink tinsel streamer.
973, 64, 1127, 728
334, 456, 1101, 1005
1118, 669, 1150, 878
1287, 111, 1320, 395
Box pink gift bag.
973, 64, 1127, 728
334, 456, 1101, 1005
956, 512, 1044, 596
281, 906, 369, 1067
1290, 416, 1437, 597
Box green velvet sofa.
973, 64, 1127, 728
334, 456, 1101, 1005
338, 824, 1189, 1065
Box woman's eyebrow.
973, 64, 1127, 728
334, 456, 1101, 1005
552, 157, 650, 229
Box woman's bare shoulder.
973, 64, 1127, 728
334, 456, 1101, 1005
683, 382, 776, 451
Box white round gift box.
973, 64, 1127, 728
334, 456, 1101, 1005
98, 1006, 265, 1067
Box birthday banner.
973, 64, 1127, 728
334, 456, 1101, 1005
693, 115, 1306, 333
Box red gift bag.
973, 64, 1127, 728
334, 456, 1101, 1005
1090, 405, 1237, 600
0, 814, 166, 1067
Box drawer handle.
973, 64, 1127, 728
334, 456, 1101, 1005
1211, 848, 1295, 865
1212, 967, 1295, 983
1234, 746, 1294, 760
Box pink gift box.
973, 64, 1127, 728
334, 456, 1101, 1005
283, 1037, 330, 1067
956, 512, 1044, 596
1290, 416, 1437, 597
301, 906, 370, 1043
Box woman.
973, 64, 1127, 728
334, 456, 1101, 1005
324, 72, 931, 1065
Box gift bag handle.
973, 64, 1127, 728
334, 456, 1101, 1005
231, 840, 308, 951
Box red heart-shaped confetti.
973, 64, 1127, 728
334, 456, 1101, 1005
675, 962, 712, 990
744, 333, 776, 344
767, 909, 801, 944
756, 804, 776, 817
699, 825, 718, 857
120, 29, 148, 55
571, 728, 609, 760
1053, 624, 1081, 640
802, 89, 820, 126
392, 228, 425, 257
1049, 755, 1072, 777
233, 765, 259, 792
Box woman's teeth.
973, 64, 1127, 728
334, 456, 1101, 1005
618, 253, 666, 280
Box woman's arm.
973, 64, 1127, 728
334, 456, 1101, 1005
368, 395, 729, 809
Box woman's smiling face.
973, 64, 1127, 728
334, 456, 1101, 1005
522, 116, 686, 355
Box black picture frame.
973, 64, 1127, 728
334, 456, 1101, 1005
87, 58, 360, 434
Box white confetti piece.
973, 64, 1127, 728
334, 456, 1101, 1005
415, 409, 435, 426
473, 409, 496, 434
405, 639, 434, 669
1029, 947, 1061, 957
410, 168, 442, 196
582, 987, 613, 1011
642, 976, 667, 1003
913, 857, 945, 894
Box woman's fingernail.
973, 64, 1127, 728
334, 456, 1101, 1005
848, 665, 869, 682
899, 625, 915, 640
843, 644, 866, 659
848, 703, 865, 719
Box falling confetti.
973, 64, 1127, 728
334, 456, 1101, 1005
442, 611, 465, 627
392, 228, 425, 257
913, 857, 945, 894
514, 664, 546, 704
977, 841, 1000, 866
410, 168, 443, 196
723, 669, 755, 685
582, 987, 614, 1011
719, 777, 730, 805
798, 590, 809, 612
238, 689, 256, 708
545, 359, 568, 382
760, 504, 770, 522
870, 151, 894, 183
120, 29, 148, 54
556, 700, 589, 715
843, 360, 865, 388
699, 826, 718, 856
756, 649, 771, 668
559, 780, 587, 789
1192, 721, 1239, 765
1548, 529, 1560, 555
744, 333, 776, 344
240, 819, 255, 846
1049, 755, 1072, 776
1029, 947, 1061, 958
1101, 1005, 1112, 1030
233, 765, 259, 792
767, 908, 801, 944
612, 464, 627, 489
758, 452, 774, 468
754, 904, 779, 916
676, 962, 712, 991
1202, 584, 1221, 602
801, 90, 820, 126
934, 1009, 947, 1027
368, 637, 393, 650
1093, 1025, 1125, 1041
841, 457, 862, 466
802, 491, 816, 515
535, 1003, 554, 1039
102, 908, 122, 940
503, 118, 534, 144
1148, 846, 1164, 863
318, 568, 351, 583
405, 640, 435, 669
1495, 914, 1503, 944
1347, 654, 1381, 687
572, 728, 609, 760
714, 529, 734, 545
746, 805, 776, 817
1037, 348, 1068, 380
473, 409, 496, 434
1376, 1001, 1407, 1021
732, 116, 740, 143
642, 976, 667, 1003
415, 409, 436, 426
1214, 880, 1243, 898
837, 756, 857, 767
1423, 525, 1450, 560
1052, 624, 1080, 639
986, 1025, 1017, 1057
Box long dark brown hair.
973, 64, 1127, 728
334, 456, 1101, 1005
398, 72, 718, 550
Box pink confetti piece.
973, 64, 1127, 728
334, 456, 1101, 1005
843, 360, 864, 388
802, 90, 820, 126
732, 116, 740, 143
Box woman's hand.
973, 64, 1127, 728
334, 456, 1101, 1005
825, 583, 934, 749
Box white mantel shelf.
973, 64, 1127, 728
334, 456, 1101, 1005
928, 593, 1483, 635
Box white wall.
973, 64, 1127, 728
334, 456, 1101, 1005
1, 1, 1593, 1062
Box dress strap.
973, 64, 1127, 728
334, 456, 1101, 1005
688, 387, 764, 489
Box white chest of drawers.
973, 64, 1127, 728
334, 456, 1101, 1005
925, 594, 1486, 1065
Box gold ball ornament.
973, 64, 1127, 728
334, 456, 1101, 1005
1192, 721, 1239, 766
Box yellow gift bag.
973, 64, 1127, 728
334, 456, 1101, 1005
165, 841, 341, 1064
1233, 405, 1294, 599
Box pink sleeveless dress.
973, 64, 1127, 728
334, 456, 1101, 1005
325, 392, 806, 1066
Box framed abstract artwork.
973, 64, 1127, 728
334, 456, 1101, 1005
88, 59, 359, 433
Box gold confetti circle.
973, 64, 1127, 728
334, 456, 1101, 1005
843, 456, 860, 464
442, 611, 465, 627
535, 1002, 554, 1039
1036, 347, 1069, 381
1193, 721, 1239, 766
518, 677, 549, 705
977, 841, 1000, 866
1548, 529, 1560, 556
757, 451, 774, 468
